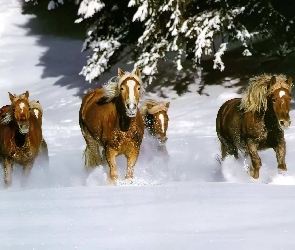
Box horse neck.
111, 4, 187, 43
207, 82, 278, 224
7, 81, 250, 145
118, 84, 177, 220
264, 102, 280, 129
114, 95, 133, 131
10, 119, 28, 147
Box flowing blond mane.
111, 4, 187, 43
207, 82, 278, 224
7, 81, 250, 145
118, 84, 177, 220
140, 99, 168, 115
239, 74, 292, 113
102, 68, 144, 102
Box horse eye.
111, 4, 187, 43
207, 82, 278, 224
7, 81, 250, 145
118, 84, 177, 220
272, 98, 276, 103
138, 87, 141, 90
121, 87, 124, 91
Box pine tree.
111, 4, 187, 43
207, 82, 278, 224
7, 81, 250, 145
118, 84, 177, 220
23, 0, 295, 85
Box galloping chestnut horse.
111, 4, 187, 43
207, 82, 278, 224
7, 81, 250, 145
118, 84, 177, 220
79, 68, 144, 182
140, 99, 170, 144
0, 91, 42, 186
216, 74, 292, 179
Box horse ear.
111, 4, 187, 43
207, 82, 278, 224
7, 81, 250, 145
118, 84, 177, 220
25, 91, 29, 99
132, 68, 141, 78
269, 76, 276, 87
286, 76, 293, 87
165, 102, 170, 109
8, 92, 14, 102
118, 68, 125, 78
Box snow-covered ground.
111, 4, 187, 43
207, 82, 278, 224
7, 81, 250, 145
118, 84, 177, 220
2, 1, 295, 249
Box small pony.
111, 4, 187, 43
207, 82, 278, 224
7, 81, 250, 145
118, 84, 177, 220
216, 74, 292, 179
79, 68, 144, 182
0, 91, 43, 186
139, 99, 170, 144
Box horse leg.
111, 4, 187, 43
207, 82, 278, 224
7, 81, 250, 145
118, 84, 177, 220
39, 138, 49, 168
20, 161, 34, 187
247, 140, 261, 179
274, 138, 287, 172
3, 158, 13, 187
125, 150, 140, 179
105, 147, 119, 181
219, 138, 238, 160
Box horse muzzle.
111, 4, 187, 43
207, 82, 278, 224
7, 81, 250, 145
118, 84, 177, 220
126, 108, 137, 117
19, 123, 29, 134
279, 119, 291, 130
158, 136, 168, 144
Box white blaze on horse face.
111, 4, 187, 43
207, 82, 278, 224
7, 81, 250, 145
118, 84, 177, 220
279, 90, 286, 98
159, 114, 165, 133
34, 109, 39, 118
19, 102, 25, 113
127, 80, 137, 109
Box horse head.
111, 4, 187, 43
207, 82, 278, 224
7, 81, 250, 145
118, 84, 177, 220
268, 76, 292, 129
146, 101, 170, 144
30, 100, 43, 125
118, 68, 143, 117
9, 91, 31, 134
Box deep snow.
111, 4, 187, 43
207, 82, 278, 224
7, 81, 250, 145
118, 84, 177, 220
1, 1, 295, 249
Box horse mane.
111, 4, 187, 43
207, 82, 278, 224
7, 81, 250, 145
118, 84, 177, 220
240, 74, 292, 113
102, 69, 144, 102
140, 99, 168, 115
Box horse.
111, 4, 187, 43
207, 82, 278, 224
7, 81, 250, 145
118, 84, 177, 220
216, 74, 292, 179
0, 91, 43, 186
139, 99, 170, 144
79, 67, 145, 182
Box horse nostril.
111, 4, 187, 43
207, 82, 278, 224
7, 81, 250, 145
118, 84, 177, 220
280, 120, 285, 126
126, 104, 130, 109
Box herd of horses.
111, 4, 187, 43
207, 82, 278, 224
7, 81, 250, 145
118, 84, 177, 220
0, 67, 293, 186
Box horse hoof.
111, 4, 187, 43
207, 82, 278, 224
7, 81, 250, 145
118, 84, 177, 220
248, 167, 259, 179
278, 164, 287, 171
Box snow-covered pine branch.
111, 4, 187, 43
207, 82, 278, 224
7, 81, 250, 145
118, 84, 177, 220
77, 0, 105, 19
132, 0, 185, 84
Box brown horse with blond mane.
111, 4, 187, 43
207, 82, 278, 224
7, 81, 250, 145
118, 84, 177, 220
216, 74, 292, 179
0, 91, 43, 186
79, 68, 144, 182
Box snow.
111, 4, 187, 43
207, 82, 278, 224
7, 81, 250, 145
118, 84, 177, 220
1, 1, 295, 249
78, 0, 105, 19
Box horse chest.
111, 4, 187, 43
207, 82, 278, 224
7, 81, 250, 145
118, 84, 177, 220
109, 122, 143, 150
13, 142, 37, 163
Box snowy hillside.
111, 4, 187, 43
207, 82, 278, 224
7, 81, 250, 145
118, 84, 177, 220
1, 1, 295, 249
